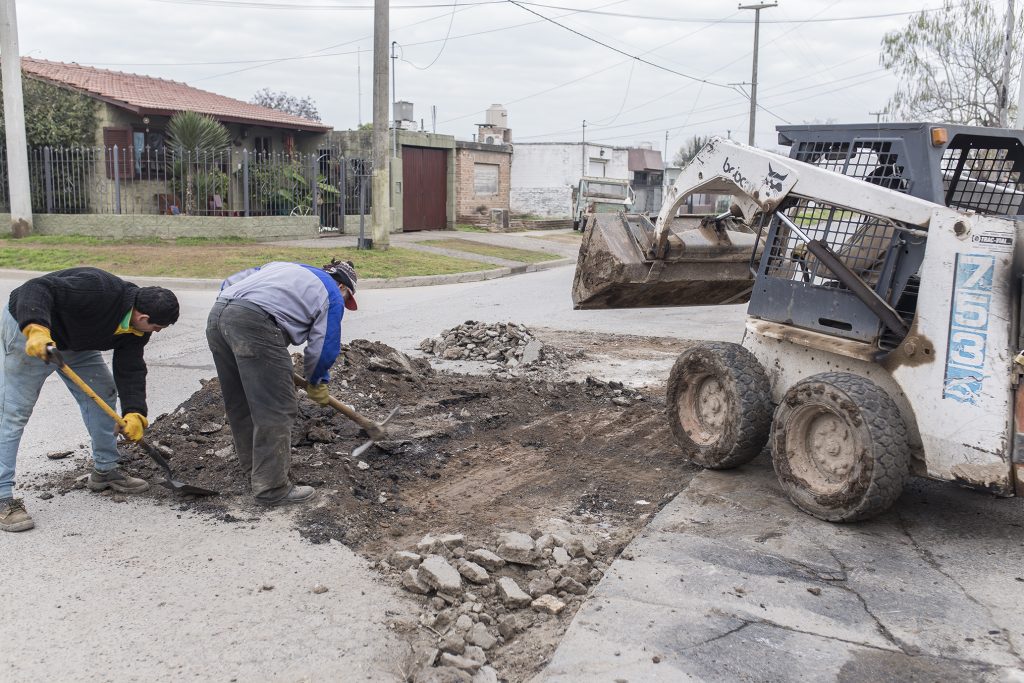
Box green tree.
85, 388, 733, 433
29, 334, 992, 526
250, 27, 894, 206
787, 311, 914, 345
166, 111, 231, 215
673, 135, 709, 167
880, 0, 1023, 126
0, 77, 97, 147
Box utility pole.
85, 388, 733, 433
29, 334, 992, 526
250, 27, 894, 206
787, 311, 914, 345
739, 2, 776, 147
868, 110, 888, 123
0, 0, 31, 238
371, 0, 390, 249
390, 41, 398, 157
357, 47, 362, 127
663, 130, 669, 165
581, 120, 586, 177
999, 0, 1015, 127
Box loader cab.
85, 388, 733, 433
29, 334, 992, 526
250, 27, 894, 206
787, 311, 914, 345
748, 123, 1024, 352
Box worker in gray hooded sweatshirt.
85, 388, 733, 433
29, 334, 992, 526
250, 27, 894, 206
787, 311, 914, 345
206, 258, 357, 506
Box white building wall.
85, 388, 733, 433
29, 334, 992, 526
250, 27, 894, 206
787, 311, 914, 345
510, 143, 629, 217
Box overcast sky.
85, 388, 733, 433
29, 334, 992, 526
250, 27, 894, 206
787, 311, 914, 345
14, 0, 981, 156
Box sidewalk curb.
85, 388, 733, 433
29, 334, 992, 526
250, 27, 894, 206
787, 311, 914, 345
0, 257, 576, 292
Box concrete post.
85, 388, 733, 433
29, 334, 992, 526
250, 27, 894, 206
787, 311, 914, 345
371, 0, 391, 248
739, 2, 777, 147
0, 0, 32, 237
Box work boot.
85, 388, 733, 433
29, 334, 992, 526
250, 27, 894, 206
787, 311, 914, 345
0, 497, 35, 532
259, 485, 316, 507
87, 467, 150, 494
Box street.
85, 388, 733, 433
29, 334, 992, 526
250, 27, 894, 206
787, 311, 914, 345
1, 264, 1021, 682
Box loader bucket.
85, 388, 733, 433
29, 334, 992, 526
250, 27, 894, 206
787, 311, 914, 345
572, 213, 759, 309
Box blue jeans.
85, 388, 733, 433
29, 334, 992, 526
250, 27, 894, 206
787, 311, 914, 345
0, 308, 121, 499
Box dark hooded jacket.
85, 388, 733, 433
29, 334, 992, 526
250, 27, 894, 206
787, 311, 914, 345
8, 267, 152, 415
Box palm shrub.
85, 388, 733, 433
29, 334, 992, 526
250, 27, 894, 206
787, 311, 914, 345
166, 112, 231, 214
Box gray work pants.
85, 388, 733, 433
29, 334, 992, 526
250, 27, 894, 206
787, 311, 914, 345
206, 300, 296, 502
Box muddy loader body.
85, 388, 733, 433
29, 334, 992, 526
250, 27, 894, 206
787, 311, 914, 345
574, 124, 1024, 521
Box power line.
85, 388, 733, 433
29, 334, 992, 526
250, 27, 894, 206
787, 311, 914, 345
504, 0, 735, 89
515, 2, 949, 24
399, 0, 459, 70
149, 0, 500, 8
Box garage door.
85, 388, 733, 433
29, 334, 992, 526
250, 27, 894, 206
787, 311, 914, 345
402, 146, 448, 231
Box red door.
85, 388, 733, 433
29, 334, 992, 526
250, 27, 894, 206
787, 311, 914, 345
402, 146, 448, 231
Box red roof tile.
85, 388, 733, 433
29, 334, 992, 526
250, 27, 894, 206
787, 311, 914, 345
21, 57, 331, 132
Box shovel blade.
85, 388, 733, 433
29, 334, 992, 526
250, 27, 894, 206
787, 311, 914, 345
157, 479, 219, 497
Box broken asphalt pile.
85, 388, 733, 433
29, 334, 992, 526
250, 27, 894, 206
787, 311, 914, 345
37, 330, 698, 682
389, 522, 604, 682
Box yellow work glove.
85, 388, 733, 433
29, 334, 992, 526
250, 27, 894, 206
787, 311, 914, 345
119, 413, 149, 442
306, 383, 331, 406
22, 324, 54, 361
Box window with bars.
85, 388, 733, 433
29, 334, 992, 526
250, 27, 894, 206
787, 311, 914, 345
792, 139, 910, 193
763, 199, 903, 290
940, 135, 1024, 216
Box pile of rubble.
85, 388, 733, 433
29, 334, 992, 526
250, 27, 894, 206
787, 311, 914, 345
386, 521, 606, 682
419, 321, 545, 369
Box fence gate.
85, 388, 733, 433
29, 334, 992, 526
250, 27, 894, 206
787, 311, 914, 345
402, 146, 447, 231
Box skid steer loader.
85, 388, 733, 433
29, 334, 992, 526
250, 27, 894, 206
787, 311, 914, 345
573, 123, 1024, 521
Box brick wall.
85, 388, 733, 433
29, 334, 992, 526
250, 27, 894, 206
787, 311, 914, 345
455, 145, 511, 222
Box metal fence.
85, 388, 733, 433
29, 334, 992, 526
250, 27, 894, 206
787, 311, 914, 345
0, 146, 373, 231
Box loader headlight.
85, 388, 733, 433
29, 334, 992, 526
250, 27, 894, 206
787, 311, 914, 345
930, 127, 949, 146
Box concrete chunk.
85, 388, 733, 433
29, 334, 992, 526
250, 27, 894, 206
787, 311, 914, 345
419, 555, 463, 595
466, 622, 497, 650
466, 549, 505, 571
439, 653, 483, 673
556, 576, 587, 595
472, 666, 499, 683
531, 594, 566, 615
401, 568, 432, 595
456, 559, 490, 584
528, 577, 556, 598
551, 547, 571, 566
496, 531, 539, 565
496, 577, 532, 608
390, 550, 422, 570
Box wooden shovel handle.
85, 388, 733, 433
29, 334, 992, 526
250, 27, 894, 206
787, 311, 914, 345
291, 372, 385, 438
48, 347, 128, 430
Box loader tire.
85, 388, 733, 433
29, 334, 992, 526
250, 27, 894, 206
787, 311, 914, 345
771, 372, 910, 522
666, 342, 772, 469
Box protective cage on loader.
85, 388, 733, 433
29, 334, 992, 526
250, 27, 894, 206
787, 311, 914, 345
573, 123, 1024, 521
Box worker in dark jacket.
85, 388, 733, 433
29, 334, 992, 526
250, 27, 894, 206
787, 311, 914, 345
0, 267, 180, 532
207, 258, 356, 506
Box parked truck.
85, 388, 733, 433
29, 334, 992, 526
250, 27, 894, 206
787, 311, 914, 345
573, 123, 1024, 521
571, 176, 634, 232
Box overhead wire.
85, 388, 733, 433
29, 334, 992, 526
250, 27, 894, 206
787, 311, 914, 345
399, 0, 459, 70
149, 0, 500, 9
504, 0, 735, 89
514, 2, 950, 24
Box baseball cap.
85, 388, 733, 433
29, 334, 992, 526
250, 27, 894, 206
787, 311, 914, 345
323, 258, 358, 310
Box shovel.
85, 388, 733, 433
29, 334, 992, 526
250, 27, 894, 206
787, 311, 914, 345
46, 347, 219, 497
291, 372, 397, 457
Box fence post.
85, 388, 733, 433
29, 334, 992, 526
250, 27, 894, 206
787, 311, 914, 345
242, 148, 250, 217
43, 146, 53, 213
358, 170, 369, 249
310, 153, 318, 215
340, 157, 347, 233
112, 144, 121, 215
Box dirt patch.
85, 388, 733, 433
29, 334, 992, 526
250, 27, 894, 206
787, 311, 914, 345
38, 330, 698, 682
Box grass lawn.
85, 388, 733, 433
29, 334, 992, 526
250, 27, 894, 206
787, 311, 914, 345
455, 224, 490, 233
0, 235, 492, 280
420, 238, 562, 264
